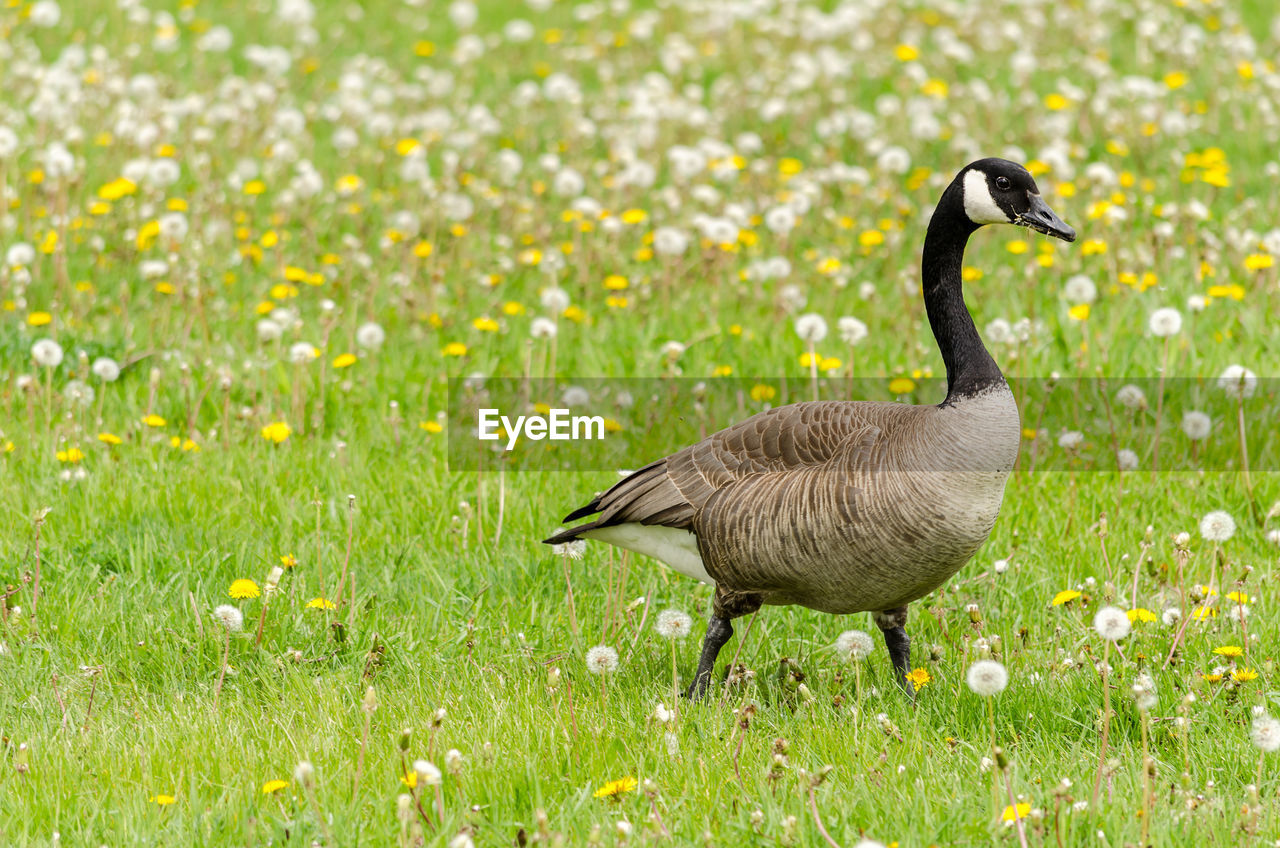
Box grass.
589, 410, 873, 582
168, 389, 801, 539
2, 0, 1280, 845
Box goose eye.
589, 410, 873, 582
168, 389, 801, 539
994, 176, 1011, 191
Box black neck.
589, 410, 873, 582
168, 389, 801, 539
922, 185, 1004, 402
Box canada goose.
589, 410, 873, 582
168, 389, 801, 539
544, 159, 1076, 698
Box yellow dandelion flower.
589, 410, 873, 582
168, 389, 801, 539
442, 342, 468, 357
888, 377, 916, 394
400, 771, 418, 788
150, 794, 176, 806
332, 353, 357, 369
1002, 803, 1031, 822
306, 597, 336, 610
1127, 608, 1156, 623
473, 317, 500, 332
1226, 592, 1252, 604
1051, 590, 1082, 607
56, 447, 85, 463
906, 667, 931, 692
593, 776, 638, 798
27, 311, 52, 326
98, 432, 123, 445
1006, 240, 1028, 255
261, 779, 288, 795
143, 414, 166, 428
1163, 71, 1188, 89
961, 266, 982, 282
280, 554, 298, 568
1191, 606, 1217, 621
1244, 253, 1274, 271
893, 44, 919, 62
1231, 668, 1259, 683
420, 420, 443, 433
229, 579, 261, 599
335, 174, 363, 193
243, 180, 266, 195
1044, 93, 1070, 110
261, 421, 292, 444
604, 274, 629, 290
1213, 645, 1243, 657
1068, 304, 1091, 321
858, 230, 885, 247
1201, 673, 1223, 683
750, 384, 776, 403
620, 209, 647, 224
413, 241, 433, 258
395, 138, 420, 156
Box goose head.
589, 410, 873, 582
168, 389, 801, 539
959, 158, 1076, 242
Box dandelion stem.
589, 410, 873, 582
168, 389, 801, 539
1091, 640, 1112, 808
81, 668, 101, 734
561, 550, 579, 640
214, 627, 231, 708
1140, 711, 1152, 847
806, 783, 842, 848
334, 495, 356, 614
1003, 767, 1029, 848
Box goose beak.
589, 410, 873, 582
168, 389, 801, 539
1019, 194, 1076, 242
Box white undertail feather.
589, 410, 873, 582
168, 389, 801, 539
962, 169, 1008, 225
583, 524, 715, 585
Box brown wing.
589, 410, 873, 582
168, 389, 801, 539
543, 401, 891, 543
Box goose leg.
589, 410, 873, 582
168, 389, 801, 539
685, 589, 764, 701
874, 606, 913, 697
685, 615, 733, 701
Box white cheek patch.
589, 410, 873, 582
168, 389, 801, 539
962, 169, 1010, 225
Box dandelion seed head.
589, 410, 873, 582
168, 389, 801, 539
585, 645, 619, 674
413, 759, 442, 785
92, 357, 121, 382
293, 760, 314, 786
1132, 672, 1157, 712
1181, 411, 1212, 440
838, 316, 868, 345
1252, 715, 1280, 753
966, 659, 1009, 696
835, 629, 874, 661
655, 609, 693, 639
1148, 307, 1182, 337
1199, 510, 1235, 543
31, 338, 64, 368
1217, 364, 1257, 399
1093, 606, 1131, 641
213, 604, 244, 631
794, 313, 828, 343
356, 322, 386, 350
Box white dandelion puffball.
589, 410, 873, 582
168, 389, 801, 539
966, 660, 1009, 696
293, 760, 315, 786
1063, 274, 1096, 304
356, 322, 386, 350
540, 287, 570, 313
1117, 449, 1139, 471
1058, 431, 1083, 450
1148, 307, 1182, 337
288, 342, 317, 364
413, 759, 443, 785
256, 319, 283, 342
29, 0, 60, 27
31, 338, 64, 368
652, 227, 689, 257
530, 317, 557, 340
655, 609, 693, 639
1181, 411, 1211, 441
1217, 364, 1257, 399
1115, 384, 1146, 411
854, 840, 887, 848
551, 539, 585, 560
1267, 529, 1280, 547
92, 357, 121, 382
7, 242, 36, 267
1199, 511, 1235, 543
836, 629, 874, 661
213, 604, 244, 632
794, 313, 828, 343
838, 316, 868, 345
1252, 715, 1280, 753
1131, 672, 1157, 712
1093, 606, 1131, 641
585, 645, 619, 675
63, 380, 94, 407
